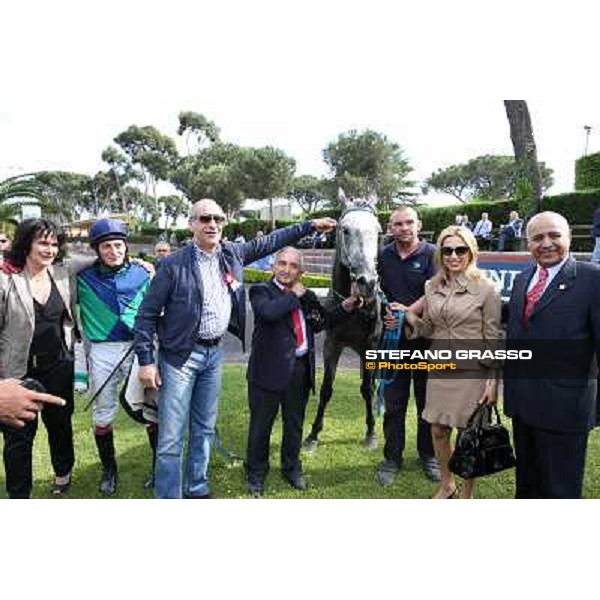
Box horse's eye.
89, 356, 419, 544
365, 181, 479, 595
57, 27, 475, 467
343, 227, 349, 235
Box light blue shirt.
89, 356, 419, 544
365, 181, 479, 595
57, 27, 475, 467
473, 219, 493, 238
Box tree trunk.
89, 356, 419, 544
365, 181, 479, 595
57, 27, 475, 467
504, 100, 543, 214
113, 170, 126, 213
269, 198, 275, 231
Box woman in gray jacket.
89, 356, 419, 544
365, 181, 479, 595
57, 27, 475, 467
0, 219, 76, 498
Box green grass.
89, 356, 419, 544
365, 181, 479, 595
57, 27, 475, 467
2, 364, 600, 498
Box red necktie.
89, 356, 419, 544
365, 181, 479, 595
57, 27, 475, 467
292, 307, 304, 347
523, 267, 549, 324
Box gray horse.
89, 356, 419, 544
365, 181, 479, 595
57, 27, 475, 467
304, 190, 383, 452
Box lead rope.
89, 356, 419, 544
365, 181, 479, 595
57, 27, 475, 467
375, 290, 402, 416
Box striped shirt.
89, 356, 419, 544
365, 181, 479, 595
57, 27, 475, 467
194, 244, 232, 340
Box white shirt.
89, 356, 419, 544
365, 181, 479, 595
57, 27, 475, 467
473, 219, 492, 238
526, 257, 569, 294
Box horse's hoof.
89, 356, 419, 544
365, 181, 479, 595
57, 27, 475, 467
363, 435, 378, 451
303, 438, 318, 454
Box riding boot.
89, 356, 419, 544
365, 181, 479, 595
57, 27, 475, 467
94, 429, 118, 495
144, 424, 158, 490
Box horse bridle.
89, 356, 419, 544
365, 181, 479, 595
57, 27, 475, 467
336, 202, 381, 303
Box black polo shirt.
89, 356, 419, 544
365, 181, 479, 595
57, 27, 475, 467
378, 241, 436, 305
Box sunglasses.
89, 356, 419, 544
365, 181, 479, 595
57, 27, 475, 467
441, 245, 469, 257
191, 214, 226, 224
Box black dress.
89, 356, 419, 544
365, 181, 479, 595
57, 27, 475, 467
2, 278, 75, 499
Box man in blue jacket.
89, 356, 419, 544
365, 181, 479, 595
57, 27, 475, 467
134, 199, 336, 499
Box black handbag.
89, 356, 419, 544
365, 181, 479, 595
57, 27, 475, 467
449, 404, 516, 479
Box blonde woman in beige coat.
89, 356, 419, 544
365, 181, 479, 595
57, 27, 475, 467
390, 226, 502, 499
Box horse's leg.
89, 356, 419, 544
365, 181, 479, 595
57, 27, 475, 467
304, 337, 342, 454
360, 351, 378, 450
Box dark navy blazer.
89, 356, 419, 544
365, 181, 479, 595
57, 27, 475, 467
503, 257, 600, 433
246, 280, 349, 393
134, 222, 313, 368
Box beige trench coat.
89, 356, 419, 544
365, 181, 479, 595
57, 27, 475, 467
408, 274, 502, 428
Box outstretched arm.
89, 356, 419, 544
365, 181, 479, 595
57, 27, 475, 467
239, 219, 337, 265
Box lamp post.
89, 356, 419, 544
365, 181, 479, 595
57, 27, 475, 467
584, 125, 592, 156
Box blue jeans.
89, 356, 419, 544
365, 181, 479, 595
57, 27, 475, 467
592, 237, 600, 263
155, 344, 222, 499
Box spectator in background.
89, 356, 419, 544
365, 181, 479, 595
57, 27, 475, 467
497, 211, 524, 251
311, 230, 327, 248
454, 214, 463, 226
461, 215, 473, 230
248, 231, 274, 271
154, 241, 171, 267
383, 220, 395, 246
591, 206, 600, 263
0, 233, 10, 265
473, 212, 493, 249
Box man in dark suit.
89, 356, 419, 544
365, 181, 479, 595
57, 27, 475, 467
245, 247, 358, 497
504, 211, 600, 498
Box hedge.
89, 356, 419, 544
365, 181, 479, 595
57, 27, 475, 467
243, 268, 331, 288
307, 191, 600, 241
541, 189, 600, 224
576, 153, 600, 190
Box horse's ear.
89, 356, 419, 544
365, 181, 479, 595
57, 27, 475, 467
366, 194, 378, 208
338, 187, 348, 205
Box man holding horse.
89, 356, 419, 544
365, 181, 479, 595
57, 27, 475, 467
377, 206, 440, 485
245, 247, 359, 497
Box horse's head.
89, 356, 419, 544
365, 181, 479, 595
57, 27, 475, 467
336, 188, 382, 299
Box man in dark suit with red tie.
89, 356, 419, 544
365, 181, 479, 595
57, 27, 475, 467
245, 247, 358, 496
504, 211, 600, 498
